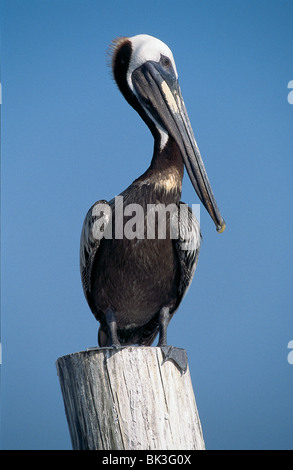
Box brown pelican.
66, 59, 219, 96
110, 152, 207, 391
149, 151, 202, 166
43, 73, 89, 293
80, 34, 225, 350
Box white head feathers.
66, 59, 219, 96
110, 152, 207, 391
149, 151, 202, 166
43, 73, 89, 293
127, 34, 178, 86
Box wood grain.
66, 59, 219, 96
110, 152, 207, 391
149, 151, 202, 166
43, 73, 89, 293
56, 347, 205, 450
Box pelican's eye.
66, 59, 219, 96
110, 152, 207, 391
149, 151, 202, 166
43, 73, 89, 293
161, 55, 171, 69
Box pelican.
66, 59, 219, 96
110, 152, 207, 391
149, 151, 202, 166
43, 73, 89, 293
80, 34, 225, 350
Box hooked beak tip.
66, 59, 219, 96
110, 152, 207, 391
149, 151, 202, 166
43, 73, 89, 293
216, 219, 226, 234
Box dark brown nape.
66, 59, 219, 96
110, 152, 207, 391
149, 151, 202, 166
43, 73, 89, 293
109, 37, 161, 145
110, 37, 135, 107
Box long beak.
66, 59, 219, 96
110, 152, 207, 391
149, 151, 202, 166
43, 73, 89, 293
132, 62, 226, 233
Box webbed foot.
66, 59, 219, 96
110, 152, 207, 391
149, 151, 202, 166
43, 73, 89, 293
160, 345, 188, 375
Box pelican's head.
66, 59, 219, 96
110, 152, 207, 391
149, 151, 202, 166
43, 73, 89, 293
111, 34, 226, 233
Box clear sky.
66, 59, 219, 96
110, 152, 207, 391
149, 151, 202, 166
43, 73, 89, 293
1, 0, 293, 450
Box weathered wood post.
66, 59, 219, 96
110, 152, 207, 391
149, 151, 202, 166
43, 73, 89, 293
56, 346, 205, 450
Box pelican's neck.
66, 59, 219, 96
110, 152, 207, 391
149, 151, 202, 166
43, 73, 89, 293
151, 135, 183, 172
135, 136, 184, 202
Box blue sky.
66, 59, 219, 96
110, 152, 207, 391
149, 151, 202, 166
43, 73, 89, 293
1, 0, 293, 450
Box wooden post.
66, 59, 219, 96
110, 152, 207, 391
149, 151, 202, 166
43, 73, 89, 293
56, 347, 205, 450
